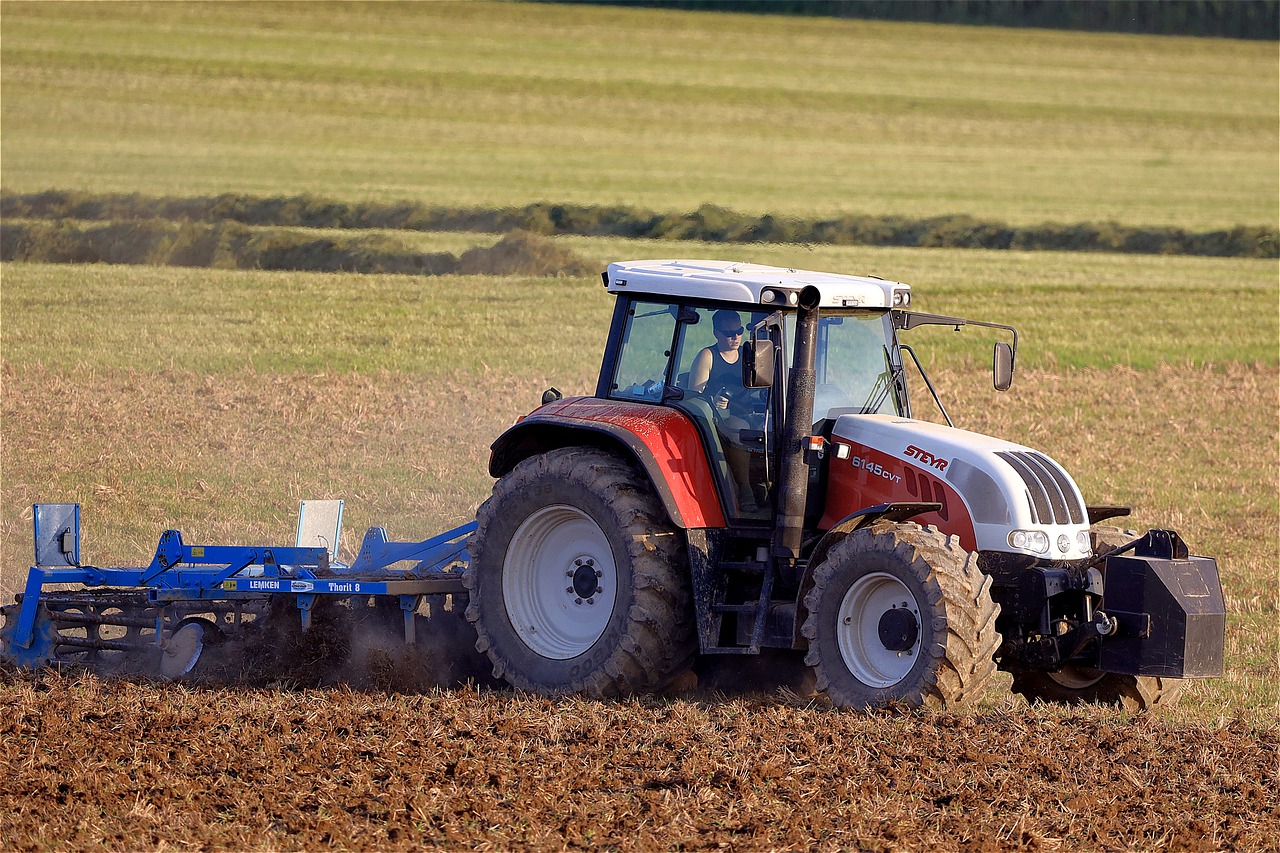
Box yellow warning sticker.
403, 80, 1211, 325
191, 546, 204, 557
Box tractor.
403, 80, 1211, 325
464, 259, 1225, 710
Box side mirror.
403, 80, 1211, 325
993, 342, 1014, 391
742, 339, 775, 389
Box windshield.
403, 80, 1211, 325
785, 310, 899, 422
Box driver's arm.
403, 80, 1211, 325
689, 347, 713, 393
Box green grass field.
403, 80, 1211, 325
2, 1, 1276, 229
3, 243, 1276, 374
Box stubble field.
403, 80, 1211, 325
2, 2, 1278, 850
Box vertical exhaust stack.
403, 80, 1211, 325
773, 285, 822, 568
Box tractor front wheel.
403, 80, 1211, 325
801, 522, 1000, 709
465, 448, 695, 697
1011, 668, 1184, 711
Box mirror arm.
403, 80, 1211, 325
893, 309, 1019, 365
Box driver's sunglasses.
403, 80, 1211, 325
715, 326, 744, 337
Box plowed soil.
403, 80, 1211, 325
2, 668, 1276, 851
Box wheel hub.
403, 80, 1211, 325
503, 505, 618, 659
569, 558, 603, 602
877, 606, 919, 652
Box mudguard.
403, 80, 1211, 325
488, 397, 727, 529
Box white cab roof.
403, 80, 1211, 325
605, 260, 908, 309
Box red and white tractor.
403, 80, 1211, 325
467, 259, 1224, 710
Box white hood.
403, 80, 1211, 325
830, 414, 1092, 558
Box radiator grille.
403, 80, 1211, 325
996, 451, 1085, 525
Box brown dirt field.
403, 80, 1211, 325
0, 669, 1276, 851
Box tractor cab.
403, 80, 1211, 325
598, 260, 908, 523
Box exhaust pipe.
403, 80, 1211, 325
773, 285, 821, 567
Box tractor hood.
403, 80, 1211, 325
829, 414, 1092, 559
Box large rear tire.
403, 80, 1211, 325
801, 522, 1000, 709
465, 448, 696, 697
1010, 523, 1185, 712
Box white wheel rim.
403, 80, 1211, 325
503, 505, 617, 660
835, 571, 922, 688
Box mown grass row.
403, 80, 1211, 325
0, 218, 595, 277
5, 190, 1275, 259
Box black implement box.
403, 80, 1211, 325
1099, 530, 1225, 678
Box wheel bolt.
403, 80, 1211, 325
595, 586, 603, 595
595, 569, 603, 578
574, 598, 582, 605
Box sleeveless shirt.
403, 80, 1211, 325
705, 347, 742, 399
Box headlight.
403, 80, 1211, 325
1009, 530, 1050, 554
1076, 531, 1091, 554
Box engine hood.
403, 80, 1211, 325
829, 414, 1091, 558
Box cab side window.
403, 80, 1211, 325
610, 301, 675, 402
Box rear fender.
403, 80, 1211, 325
489, 398, 727, 529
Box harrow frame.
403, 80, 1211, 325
2, 502, 475, 671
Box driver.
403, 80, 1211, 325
689, 310, 766, 512
690, 309, 746, 415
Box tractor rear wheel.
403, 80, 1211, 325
1009, 524, 1185, 712
801, 522, 1000, 709
465, 448, 695, 697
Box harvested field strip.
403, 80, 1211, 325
0, 670, 1275, 851
5, 190, 1277, 258
0, 219, 595, 277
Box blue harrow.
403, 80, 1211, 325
0, 501, 476, 680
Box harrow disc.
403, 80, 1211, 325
160, 617, 223, 680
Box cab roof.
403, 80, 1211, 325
604, 259, 910, 310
